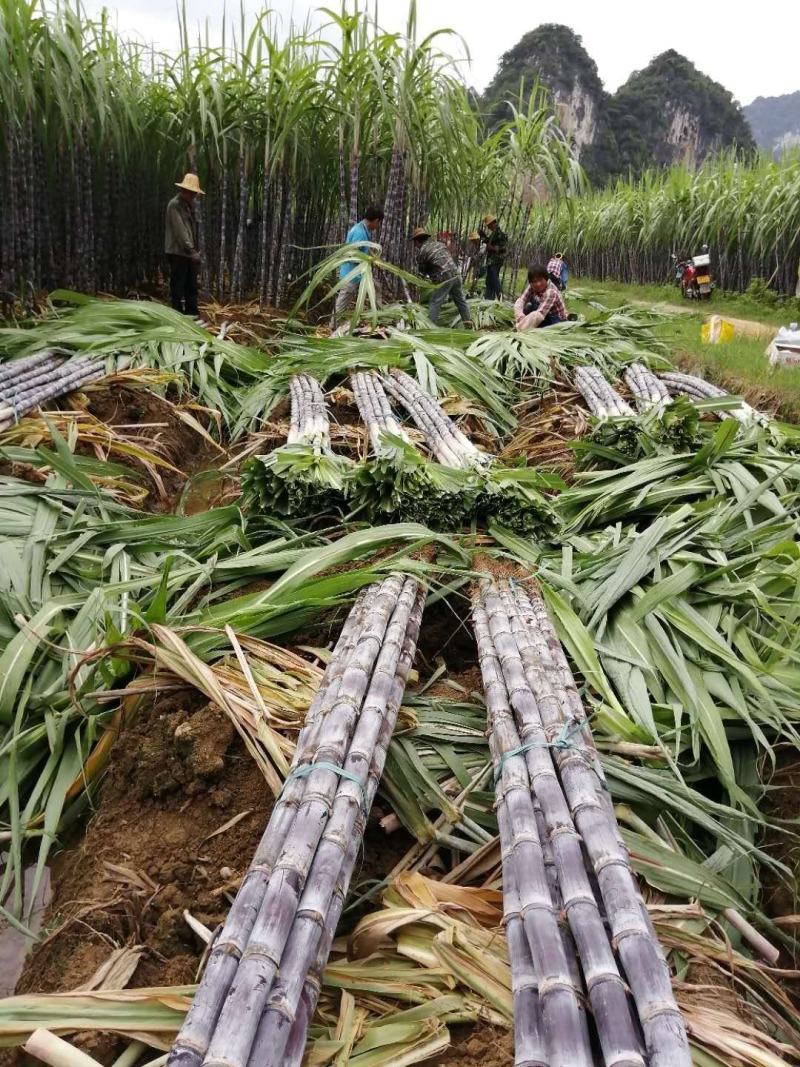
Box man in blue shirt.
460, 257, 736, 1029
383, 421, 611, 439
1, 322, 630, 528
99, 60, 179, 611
332, 205, 384, 327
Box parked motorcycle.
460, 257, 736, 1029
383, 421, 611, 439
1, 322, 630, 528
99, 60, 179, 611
672, 247, 714, 300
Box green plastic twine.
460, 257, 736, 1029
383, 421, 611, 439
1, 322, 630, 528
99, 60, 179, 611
285, 761, 369, 815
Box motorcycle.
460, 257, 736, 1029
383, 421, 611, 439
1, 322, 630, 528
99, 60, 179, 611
672, 248, 714, 300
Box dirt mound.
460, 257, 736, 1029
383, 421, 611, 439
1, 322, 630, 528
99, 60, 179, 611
20, 692, 271, 997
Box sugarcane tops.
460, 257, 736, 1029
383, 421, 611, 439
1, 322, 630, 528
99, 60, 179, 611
415, 237, 459, 284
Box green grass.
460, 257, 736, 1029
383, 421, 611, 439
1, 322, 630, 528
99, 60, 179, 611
576, 277, 800, 327
575, 279, 800, 421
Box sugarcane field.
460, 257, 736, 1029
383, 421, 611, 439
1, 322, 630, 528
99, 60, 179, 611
4, 3, 800, 1066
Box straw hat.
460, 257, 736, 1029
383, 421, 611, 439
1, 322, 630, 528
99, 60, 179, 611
175, 173, 204, 195
483, 213, 497, 226
411, 225, 430, 239
468, 230, 480, 240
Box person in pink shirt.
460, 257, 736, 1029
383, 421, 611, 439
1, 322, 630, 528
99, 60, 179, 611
514, 264, 568, 330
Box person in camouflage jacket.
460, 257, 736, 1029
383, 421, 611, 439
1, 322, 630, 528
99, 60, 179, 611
411, 226, 473, 327
479, 213, 507, 300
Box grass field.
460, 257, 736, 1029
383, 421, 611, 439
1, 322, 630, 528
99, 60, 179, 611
572, 278, 800, 420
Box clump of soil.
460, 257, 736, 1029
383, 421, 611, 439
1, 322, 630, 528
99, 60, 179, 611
19, 692, 271, 997
82, 383, 225, 510
435, 1023, 513, 1065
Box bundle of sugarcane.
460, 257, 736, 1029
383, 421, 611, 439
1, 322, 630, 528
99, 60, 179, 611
380, 368, 490, 471
349, 370, 481, 526
379, 368, 556, 534
0, 349, 68, 389
0, 355, 105, 431
623, 362, 671, 412
574, 365, 635, 419
472, 579, 691, 1067
169, 573, 426, 1067
242, 373, 352, 517
659, 371, 768, 426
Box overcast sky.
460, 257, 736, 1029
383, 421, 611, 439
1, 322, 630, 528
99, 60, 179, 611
83, 0, 800, 104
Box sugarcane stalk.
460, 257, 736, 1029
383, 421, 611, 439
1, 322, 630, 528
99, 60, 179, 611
249, 579, 426, 1066
203, 574, 406, 1067
0, 349, 66, 388
473, 596, 593, 1067
381, 372, 465, 468
383, 369, 487, 470
503, 584, 690, 1067
0, 362, 105, 430
277, 589, 427, 1067
167, 585, 378, 1067
481, 584, 645, 1067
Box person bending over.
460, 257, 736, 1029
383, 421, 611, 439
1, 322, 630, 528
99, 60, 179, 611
515, 263, 568, 330
411, 226, 473, 327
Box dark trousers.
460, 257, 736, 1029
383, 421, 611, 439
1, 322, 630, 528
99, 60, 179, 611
168, 254, 199, 316
429, 276, 471, 325
484, 262, 502, 300
523, 297, 563, 328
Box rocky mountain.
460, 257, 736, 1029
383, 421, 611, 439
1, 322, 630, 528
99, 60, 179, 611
483, 25, 604, 157
744, 91, 800, 157
482, 29, 755, 183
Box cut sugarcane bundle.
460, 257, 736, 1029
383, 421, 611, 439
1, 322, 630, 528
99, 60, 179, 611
350, 369, 411, 454
249, 578, 426, 1067
472, 592, 596, 1067
242, 373, 352, 516
0, 358, 105, 432
167, 574, 425, 1067
574, 365, 635, 419
349, 370, 482, 526
660, 371, 767, 426
623, 362, 672, 412
381, 368, 490, 471
168, 586, 375, 1067
473, 579, 691, 1067
352, 370, 554, 534
0, 349, 68, 389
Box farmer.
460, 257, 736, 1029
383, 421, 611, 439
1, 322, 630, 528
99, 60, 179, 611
411, 226, 473, 328
479, 213, 507, 300
514, 263, 568, 330
332, 205, 384, 327
165, 173, 203, 317
547, 251, 569, 291
463, 230, 485, 294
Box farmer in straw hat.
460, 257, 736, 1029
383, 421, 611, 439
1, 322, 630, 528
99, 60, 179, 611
165, 173, 203, 318
478, 213, 507, 300
411, 226, 473, 328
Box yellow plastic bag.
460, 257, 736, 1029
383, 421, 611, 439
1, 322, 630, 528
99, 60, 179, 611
701, 315, 734, 344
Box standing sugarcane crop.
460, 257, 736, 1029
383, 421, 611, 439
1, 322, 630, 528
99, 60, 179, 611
200, 574, 418, 1067
498, 581, 691, 1066
475, 584, 647, 1067
168, 586, 378, 1067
